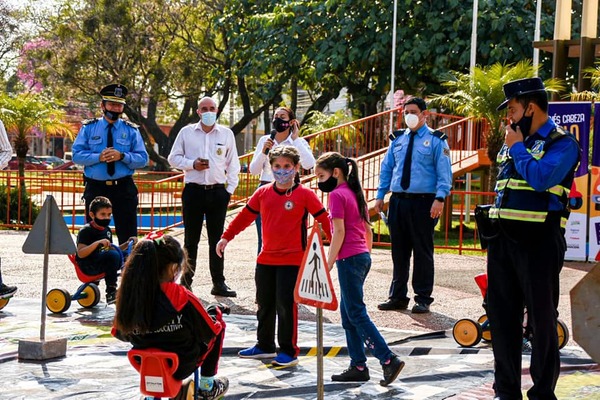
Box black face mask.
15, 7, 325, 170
93, 218, 111, 228
272, 118, 290, 133
510, 105, 533, 137
318, 175, 338, 193
103, 109, 122, 121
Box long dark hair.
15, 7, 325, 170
315, 152, 370, 223
115, 235, 187, 334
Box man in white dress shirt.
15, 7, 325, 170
168, 97, 241, 296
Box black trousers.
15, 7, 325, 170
83, 177, 138, 245
387, 193, 437, 305
181, 184, 230, 287
255, 264, 299, 357
487, 222, 564, 400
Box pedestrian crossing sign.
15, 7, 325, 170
294, 224, 338, 311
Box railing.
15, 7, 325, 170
1, 106, 489, 251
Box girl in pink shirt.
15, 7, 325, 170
315, 152, 404, 386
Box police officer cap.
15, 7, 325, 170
496, 77, 546, 111
100, 84, 128, 104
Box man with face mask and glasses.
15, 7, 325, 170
72, 84, 149, 245
375, 97, 452, 314
168, 97, 240, 297
486, 78, 580, 400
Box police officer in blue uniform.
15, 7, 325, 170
72, 84, 149, 244
487, 78, 580, 400
375, 97, 453, 314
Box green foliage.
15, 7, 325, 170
0, 184, 40, 226
570, 61, 600, 101
301, 109, 360, 150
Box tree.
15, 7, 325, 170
0, 0, 20, 79
0, 92, 73, 179
429, 61, 565, 189
571, 61, 600, 102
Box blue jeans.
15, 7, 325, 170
337, 252, 393, 366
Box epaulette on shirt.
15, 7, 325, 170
389, 129, 403, 141
431, 130, 448, 141
124, 120, 139, 129
82, 118, 100, 125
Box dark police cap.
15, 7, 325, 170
100, 84, 128, 104
496, 77, 546, 111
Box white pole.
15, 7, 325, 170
533, 0, 542, 74
465, 0, 479, 224
389, 0, 398, 136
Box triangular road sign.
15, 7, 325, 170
22, 195, 76, 255
294, 224, 338, 311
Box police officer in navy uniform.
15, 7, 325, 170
72, 84, 149, 245
374, 97, 453, 314
487, 78, 580, 400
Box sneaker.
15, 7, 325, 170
0, 283, 17, 298
272, 353, 299, 367
106, 291, 117, 305
380, 354, 405, 387
238, 345, 277, 359
411, 302, 430, 314
198, 377, 229, 400
522, 339, 533, 353
332, 365, 370, 382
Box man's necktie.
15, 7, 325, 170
107, 123, 115, 176
400, 131, 416, 190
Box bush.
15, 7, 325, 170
0, 185, 40, 226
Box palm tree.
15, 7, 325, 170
0, 93, 74, 179
429, 60, 565, 189
570, 61, 600, 102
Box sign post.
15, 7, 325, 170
294, 224, 338, 400
20, 195, 76, 360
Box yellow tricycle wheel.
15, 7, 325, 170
453, 318, 483, 347
77, 283, 101, 308
46, 288, 71, 314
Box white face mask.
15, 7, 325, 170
201, 111, 217, 126
404, 113, 420, 130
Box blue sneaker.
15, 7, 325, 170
272, 353, 299, 367
238, 345, 276, 359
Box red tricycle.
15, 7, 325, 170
452, 273, 569, 349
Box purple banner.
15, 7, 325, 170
594, 103, 600, 167
548, 102, 591, 176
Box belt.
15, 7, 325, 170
392, 192, 435, 199
85, 176, 133, 186
187, 183, 225, 190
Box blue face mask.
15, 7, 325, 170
201, 111, 217, 126
272, 168, 296, 185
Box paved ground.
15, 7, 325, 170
0, 225, 599, 399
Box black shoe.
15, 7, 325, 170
331, 366, 370, 382
411, 302, 430, 313
377, 298, 409, 311
211, 282, 237, 298
380, 354, 405, 387
106, 287, 117, 305
198, 377, 229, 400
0, 283, 17, 298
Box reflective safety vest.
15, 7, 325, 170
490, 126, 578, 228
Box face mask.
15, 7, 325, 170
318, 175, 338, 193
272, 168, 296, 185
201, 111, 217, 126
272, 118, 291, 133
511, 107, 533, 137
404, 113, 420, 130
103, 109, 121, 121
93, 218, 111, 227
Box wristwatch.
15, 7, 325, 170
435, 196, 445, 203
119, 152, 125, 161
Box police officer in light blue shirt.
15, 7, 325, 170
374, 97, 452, 314
72, 84, 148, 244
